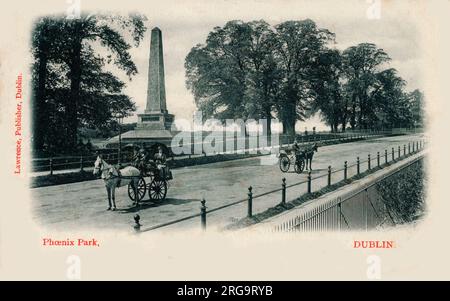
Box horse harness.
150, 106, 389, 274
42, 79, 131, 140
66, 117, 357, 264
100, 161, 123, 186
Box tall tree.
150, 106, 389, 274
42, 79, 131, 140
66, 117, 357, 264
372, 68, 409, 128
273, 20, 335, 135
342, 43, 390, 129
243, 20, 281, 135
185, 20, 253, 124
61, 14, 145, 149
408, 89, 424, 127
31, 14, 146, 153
31, 18, 66, 151
309, 49, 344, 132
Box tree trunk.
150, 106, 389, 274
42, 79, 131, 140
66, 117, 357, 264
262, 106, 272, 137
265, 116, 272, 137
281, 94, 297, 137
284, 119, 296, 137
33, 33, 49, 153
67, 22, 83, 150
350, 108, 356, 130
333, 121, 339, 133
341, 119, 346, 132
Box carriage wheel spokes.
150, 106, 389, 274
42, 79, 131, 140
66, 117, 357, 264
127, 177, 147, 202
294, 159, 305, 174
149, 179, 167, 201
279, 155, 290, 172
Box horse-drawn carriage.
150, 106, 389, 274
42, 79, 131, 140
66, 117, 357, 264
93, 143, 173, 210
124, 143, 172, 203
278, 143, 318, 173
126, 159, 172, 203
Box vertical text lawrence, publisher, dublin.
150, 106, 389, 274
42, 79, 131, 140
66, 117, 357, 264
14, 73, 23, 174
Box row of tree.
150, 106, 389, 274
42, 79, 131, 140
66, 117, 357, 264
31, 14, 146, 154
185, 20, 424, 135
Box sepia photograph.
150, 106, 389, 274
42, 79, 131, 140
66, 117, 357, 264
29, 3, 425, 233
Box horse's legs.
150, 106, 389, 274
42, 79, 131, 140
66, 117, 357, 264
130, 181, 136, 206
111, 184, 117, 211
134, 179, 139, 207
106, 187, 112, 210
309, 155, 313, 170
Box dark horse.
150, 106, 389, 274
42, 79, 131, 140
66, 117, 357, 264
305, 143, 319, 171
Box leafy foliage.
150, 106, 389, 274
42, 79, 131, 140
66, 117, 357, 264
377, 160, 426, 224
31, 14, 146, 155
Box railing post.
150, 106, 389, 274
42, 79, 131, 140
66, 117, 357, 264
247, 186, 253, 218
357, 157, 360, 175
385, 149, 388, 164
392, 148, 395, 161
338, 202, 342, 231
327, 166, 331, 187
398, 146, 401, 159
307, 171, 312, 194
281, 178, 286, 205
49, 157, 53, 175
408, 143, 411, 154
368, 154, 371, 170
80, 155, 84, 172
412, 142, 415, 153
344, 161, 348, 180
377, 152, 380, 167
416, 141, 419, 152
404, 144, 406, 156
201, 199, 207, 230
133, 214, 141, 232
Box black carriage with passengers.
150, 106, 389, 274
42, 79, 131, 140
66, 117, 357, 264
124, 143, 173, 203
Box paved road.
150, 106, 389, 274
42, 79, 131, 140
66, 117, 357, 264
31, 134, 424, 232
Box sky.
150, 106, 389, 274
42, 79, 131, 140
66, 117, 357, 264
104, 0, 425, 131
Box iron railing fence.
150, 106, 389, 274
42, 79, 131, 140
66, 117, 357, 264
32, 128, 422, 175
272, 155, 424, 232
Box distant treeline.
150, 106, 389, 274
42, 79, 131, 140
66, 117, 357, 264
185, 20, 424, 136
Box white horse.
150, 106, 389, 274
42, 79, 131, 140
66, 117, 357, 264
93, 155, 141, 210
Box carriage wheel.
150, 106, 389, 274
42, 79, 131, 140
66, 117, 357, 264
128, 177, 147, 202
294, 159, 305, 174
279, 155, 290, 172
149, 179, 167, 201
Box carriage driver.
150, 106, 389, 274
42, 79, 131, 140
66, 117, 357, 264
292, 139, 303, 159
154, 145, 167, 179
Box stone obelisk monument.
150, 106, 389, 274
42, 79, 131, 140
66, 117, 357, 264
109, 27, 175, 147
137, 27, 174, 132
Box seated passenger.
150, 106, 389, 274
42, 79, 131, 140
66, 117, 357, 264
133, 146, 149, 172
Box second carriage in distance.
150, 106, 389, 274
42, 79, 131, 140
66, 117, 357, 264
278, 143, 318, 173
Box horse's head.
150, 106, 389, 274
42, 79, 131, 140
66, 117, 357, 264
312, 143, 319, 152
93, 155, 103, 176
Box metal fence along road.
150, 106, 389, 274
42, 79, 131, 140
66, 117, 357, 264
31, 128, 422, 175
272, 155, 424, 232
